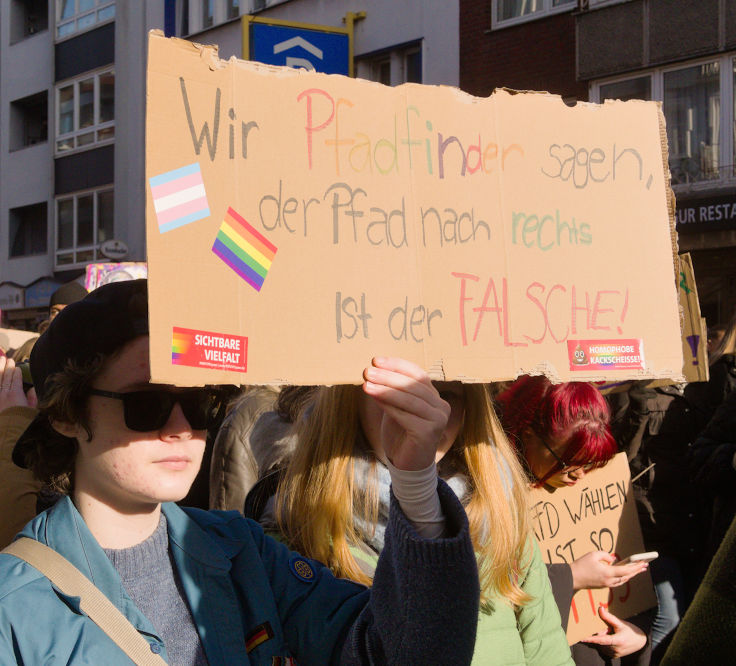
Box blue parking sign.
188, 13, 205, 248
250, 23, 349, 75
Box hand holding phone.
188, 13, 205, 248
615, 551, 658, 566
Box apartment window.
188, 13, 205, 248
181, 0, 243, 35
10, 0, 48, 44
374, 58, 391, 85
55, 187, 113, 267
592, 55, 736, 187
493, 0, 575, 29
226, 0, 239, 19
9, 92, 48, 151
56, 69, 114, 154
57, 0, 115, 39
664, 62, 720, 184
357, 42, 423, 86
178, 0, 189, 36
599, 76, 651, 102
733, 60, 736, 172
9, 203, 48, 258
202, 0, 213, 29
404, 47, 422, 84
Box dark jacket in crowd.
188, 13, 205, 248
685, 352, 736, 428
688, 388, 736, 571
607, 383, 706, 580
0, 486, 480, 664
660, 512, 736, 665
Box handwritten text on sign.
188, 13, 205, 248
145, 33, 682, 386
529, 453, 656, 644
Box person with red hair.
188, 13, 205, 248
495, 375, 618, 488
496, 375, 651, 665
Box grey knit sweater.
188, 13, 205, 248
104, 514, 208, 665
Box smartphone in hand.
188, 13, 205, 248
616, 551, 658, 565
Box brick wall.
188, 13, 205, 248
460, 0, 588, 102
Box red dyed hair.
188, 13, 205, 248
494, 375, 618, 486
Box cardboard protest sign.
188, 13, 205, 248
85, 262, 148, 291
145, 31, 683, 386
0, 328, 37, 353
676, 253, 708, 382
595, 251, 708, 393
529, 453, 656, 644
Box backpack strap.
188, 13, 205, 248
2, 537, 167, 666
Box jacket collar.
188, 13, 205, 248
163, 502, 232, 571
163, 503, 246, 664
18, 496, 159, 636
18, 497, 244, 661
20, 497, 232, 574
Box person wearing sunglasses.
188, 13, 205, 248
0, 279, 480, 665
495, 375, 651, 665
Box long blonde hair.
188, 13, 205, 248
276, 383, 532, 606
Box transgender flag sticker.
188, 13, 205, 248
149, 163, 210, 233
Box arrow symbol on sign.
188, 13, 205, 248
273, 36, 324, 60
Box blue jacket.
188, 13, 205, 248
0, 481, 478, 665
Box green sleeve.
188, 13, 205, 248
516, 539, 574, 666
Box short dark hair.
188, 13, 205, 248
24, 354, 107, 493
13, 280, 149, 491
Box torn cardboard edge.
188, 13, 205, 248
145, 31, 686, 387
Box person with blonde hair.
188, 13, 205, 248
255, 368, 573, 665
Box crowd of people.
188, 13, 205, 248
0, 276, 734, 664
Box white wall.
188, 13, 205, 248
113, 2, 164, 265
0, 2, 55, 284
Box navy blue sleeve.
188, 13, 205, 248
201, 478, 479, 665
340, 478, 479, 665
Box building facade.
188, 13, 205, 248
460, 0, 586, 103
0, 1, 164, 328
0, 0, 459, 330
460, 0, 736, 326
177, 0, 458, 87
579, 0, 736, 325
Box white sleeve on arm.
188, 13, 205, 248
386, 460, 446, 539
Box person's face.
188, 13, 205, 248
63, 336, 206, 512
358, 381, 465, 463
49, 304, 66, 320
707, 330, 725, 355
522, 429, 590, 488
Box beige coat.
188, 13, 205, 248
0, 406, 40, 547
209, 388, 296, 511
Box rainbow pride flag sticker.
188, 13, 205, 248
212, 207, 278, 292
171, 328, 192, 364
149, 163, 210, 233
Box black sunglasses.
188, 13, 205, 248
88, 387, 229, 432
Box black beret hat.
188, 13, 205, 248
13, 279, 149, 468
